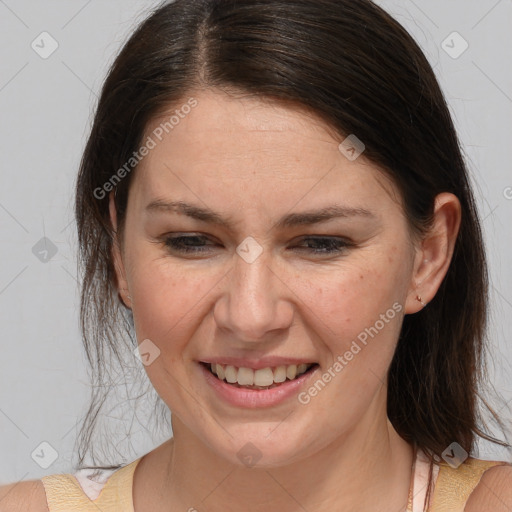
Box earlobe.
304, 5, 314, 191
109, 191, 132, 309
405, 192, 461, 314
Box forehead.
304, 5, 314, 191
132, 89, 400, 214
144, 90, 337, 166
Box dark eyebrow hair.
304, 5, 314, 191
145, 199, 376, 229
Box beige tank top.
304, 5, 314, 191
41, 449, 508, 511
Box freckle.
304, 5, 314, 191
359, 274, 363, 280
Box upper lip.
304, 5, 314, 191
199, 357, 318, 370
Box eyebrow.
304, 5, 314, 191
145, 200, 376, 230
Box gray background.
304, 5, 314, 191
1, 0, 511, 483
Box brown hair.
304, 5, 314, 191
74, 1, 509, 508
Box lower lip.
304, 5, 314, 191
198, 362, 319, 408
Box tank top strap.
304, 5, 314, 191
429, 457, 509, 511
41, 458, 142, 512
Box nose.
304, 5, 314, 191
213, 247, 294, 343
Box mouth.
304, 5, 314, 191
199, 361, 319, 390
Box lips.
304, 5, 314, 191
199, 360, 320, 407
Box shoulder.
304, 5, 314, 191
465, 463, 512, 511
0, 479, 49, 511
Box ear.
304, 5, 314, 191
109, 191, 132, 309
405, 192, 461, 314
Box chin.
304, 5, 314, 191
208, 429, 316, 469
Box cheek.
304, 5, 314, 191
128, 255, 214, 349
309, 264, 402, 327
296, 267, 406, 414
298, 255, 407, 363
128, 258, 216, 400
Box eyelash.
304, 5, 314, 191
163, 234, 353, 255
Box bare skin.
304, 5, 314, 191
109, 88, 461, 512
1, 89, 511, 512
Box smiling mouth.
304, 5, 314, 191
199, 361, 319, 390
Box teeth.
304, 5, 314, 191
273, 365, 287, 383
297, 363, 308, 374
224, 365, 237, 384
208, 362, 314, 386
237, 367, 254, 386
215, 364, 225, 380
253, 368, 274, 386
286, 365, 297, 380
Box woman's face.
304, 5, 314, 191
112, 88, 423, 467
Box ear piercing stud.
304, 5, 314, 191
416, 295, 427, 307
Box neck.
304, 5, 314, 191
153, 397, 414, 512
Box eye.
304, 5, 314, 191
162, 234, 353, 256
292, 236, 353, 255
164, 234, 217, 254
